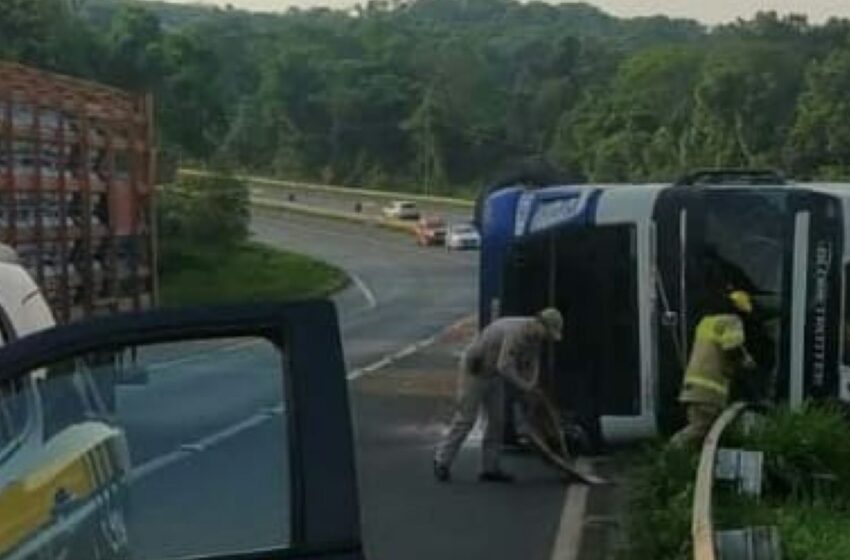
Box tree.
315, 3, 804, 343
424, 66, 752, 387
104, 6, 165, 91
553, 46, 704, 181
688, 42, 806, 169
788, 45, 850, 178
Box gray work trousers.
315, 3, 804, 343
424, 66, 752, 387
434, 369, 506, 473
669, 402, 723, 448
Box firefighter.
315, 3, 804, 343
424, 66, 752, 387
433, 307, 564, 483
670, 289, 757, 448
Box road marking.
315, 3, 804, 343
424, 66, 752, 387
130, 450, 187, 482
551, 458, 591, 560
131, 401, 285, 483
133, 309, 472, 482
145, 339, 259, 372
350, 272, 378, 310
347, 314, 468, 381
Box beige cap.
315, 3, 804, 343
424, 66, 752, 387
537, 307, 563, 341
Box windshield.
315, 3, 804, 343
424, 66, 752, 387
699, 191, 788, 388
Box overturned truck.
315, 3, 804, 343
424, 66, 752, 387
479, 170, 850, 446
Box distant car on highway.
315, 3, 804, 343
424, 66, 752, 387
414, 215, 447, 246
382, 200, 420, 220
446, 223, 481, 250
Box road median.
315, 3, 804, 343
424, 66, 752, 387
251, 194, 418, 235
182, 168, 474, 208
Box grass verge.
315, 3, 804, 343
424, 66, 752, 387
621, 404, 850, 560
160, 241, 348, 307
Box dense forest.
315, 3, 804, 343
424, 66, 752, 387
5, 0, 850, 192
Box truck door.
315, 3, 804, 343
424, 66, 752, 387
653, 186, 706, 431
0, 302, 363, 560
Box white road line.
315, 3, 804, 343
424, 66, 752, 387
133, 314, 473, 481
145, 339, 259, 372
347, 315, 469, 381
550, 458, 591, 560
131, 402, 285, 482
129, 450, 188, 482
350, 272, 378, 310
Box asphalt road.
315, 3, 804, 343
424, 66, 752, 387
254, 209, 567, 560
252, 209, 479, 368
98, 208, 565, 560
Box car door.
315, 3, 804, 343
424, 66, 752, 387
0, 301, 363, 560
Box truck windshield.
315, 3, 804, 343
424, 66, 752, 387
700, 191, 788, 389
702, 191, 787, 296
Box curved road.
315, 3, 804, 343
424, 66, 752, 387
105, 208, 566, 560
251, 208, 478, 370
252, 209, 568, 560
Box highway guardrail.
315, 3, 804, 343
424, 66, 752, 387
692, 402, 780, 560
180, 168, 474, 208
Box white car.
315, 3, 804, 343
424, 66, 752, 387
446, 223, 481, 250
382, 200, 420, 220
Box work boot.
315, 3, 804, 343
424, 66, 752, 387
478, 470, 516, 483
434, 461, 451, 483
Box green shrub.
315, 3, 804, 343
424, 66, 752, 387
158, 172, 249, 275
777, 502, 850, 560
622, 404, 850, 560
622, 443, 699, 560
743, 403, 850, 506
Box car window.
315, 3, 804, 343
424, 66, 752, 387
0, 336, 292, 560
0, 378, 28, 457
0, 310, 26, 456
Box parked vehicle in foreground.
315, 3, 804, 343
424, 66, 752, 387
382, 200, 420, 220
446, 223, 481, 250
415, 216, 447, 246
0, 247, 131, 560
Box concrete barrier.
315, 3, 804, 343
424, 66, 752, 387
181, 168, 474, 209
251, 195, 418, 235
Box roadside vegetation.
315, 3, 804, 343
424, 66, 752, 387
157, 173, 347, 306
623, 404, 850, 560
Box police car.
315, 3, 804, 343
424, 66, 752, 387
0, 246, 131, 560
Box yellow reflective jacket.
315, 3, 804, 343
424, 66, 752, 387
679, 314, 746, 405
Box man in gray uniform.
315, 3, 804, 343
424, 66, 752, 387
434, 307, 564, 483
